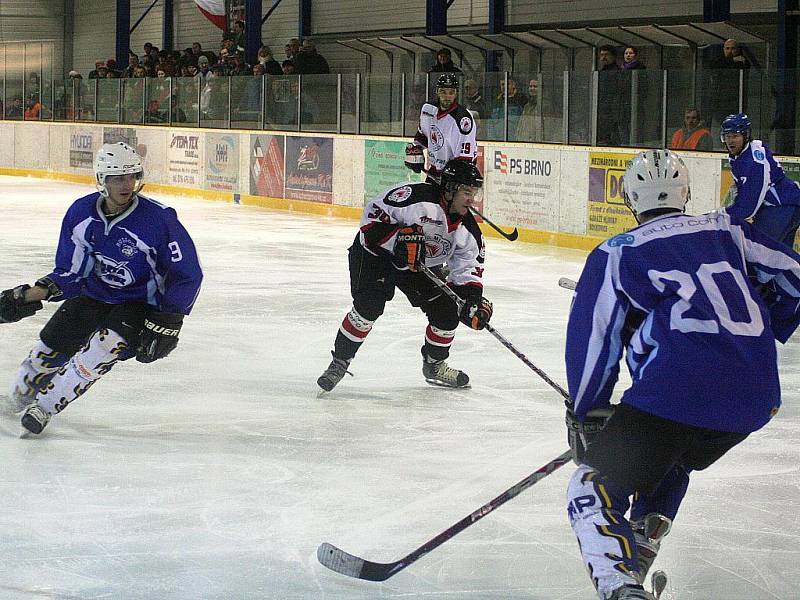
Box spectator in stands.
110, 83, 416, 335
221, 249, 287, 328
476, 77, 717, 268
257, 46, 284, 76
294, 39, 330, 74
132, 66, 147, 78
24, 95, 42, 120
286, 38, 301, 61
218, 47, 231, 73
192, 42, 216, 65
232, 20, 246, 53
197, 56, 212, 80
240, 63, 265, 113
143, 42, 153, 58
491, 76, 527, 139
464, 78, 487, 120
704, 38, 750, 133
428, 47, 462, 73
123, 54, 140, 78
515, 78, 542, 141
7, 97, 23, 118
68, 70, 82, 80
200, 65, 229, 120
228, 53, 252, 76
622, 46, 645, 70
282, 60, 296, 75
670, 107, 713, 151
596, 45, 625, 146
88, 60, 106, 79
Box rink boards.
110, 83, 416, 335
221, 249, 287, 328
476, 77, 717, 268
0, 120, 794, 251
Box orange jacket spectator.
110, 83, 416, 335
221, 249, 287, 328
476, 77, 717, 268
670, 108, 713, 151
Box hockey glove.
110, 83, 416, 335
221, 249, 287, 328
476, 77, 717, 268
459, 297, 493, 330
393, 225, 426, 272
565, 403, 614, 466
135, 312, 184, 363
404, 144, 425, 173
0, 285, 43, 324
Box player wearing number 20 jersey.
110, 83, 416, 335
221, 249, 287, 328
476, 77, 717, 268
567, 209, 800, 434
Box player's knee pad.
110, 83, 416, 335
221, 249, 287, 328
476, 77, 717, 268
72, 328, 129, 381
352, 295, 386, 323
27, 340, 70, 374
567, 465, 640, 593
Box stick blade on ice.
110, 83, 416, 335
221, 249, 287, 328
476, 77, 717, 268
317, 542, 398, 581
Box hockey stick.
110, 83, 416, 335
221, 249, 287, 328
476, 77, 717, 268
469, 206, 519, 241
317, 449, 573, 581
419, 263, 570, 401
558, 277, 577, 291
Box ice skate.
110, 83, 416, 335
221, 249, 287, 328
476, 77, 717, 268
317, 353, 352, 392
20, 403, 50, 435
632, 513, 672, 583
606, 584, 656, 600
422, 355, 469, 388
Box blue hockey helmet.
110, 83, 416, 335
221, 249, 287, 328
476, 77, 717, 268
720, 113, 751, 143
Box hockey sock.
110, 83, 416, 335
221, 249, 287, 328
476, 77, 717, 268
630, 464, 689, 522
567, 464, 640, 597
11, 340, 70, 402
423, 325, 455, 362
37, 328, 128, 415
334, 308, 375, 361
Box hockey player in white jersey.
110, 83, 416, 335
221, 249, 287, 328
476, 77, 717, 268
0, 142, 203, 434
317, 159, 492, 392
564, 149, 800, 599
404, 72, 477, 183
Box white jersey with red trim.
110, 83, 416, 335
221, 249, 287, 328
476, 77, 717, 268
413, 102, 477, 180
357, 181, 485, 292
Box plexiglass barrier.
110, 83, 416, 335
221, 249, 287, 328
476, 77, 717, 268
2, 69, 799, 155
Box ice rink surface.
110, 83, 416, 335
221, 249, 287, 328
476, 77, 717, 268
0, 175, 798, 600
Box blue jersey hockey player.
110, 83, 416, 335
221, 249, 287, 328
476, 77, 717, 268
564, 149, 800, 600
0, 142, 203, 434
722, 112, 800, 247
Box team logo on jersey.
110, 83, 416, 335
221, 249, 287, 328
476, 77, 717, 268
754, 149, 765, 161
116, 237, 138, 258
459, 116, 472, 134
608, 233, 635, 247
94, 255, 135, 288
429, 126, 445, 151
388, 186, 413, 203
425, 233, 452, 258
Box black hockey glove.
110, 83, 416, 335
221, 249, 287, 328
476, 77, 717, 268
404, 143, 425, 173
460, 297, 493, 330
393, 225, 426, 272
565, 403, 614, 466
0, 285, 43, 324
135, 312, 184, 363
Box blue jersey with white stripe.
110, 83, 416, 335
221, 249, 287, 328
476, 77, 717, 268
45, 192, 203, 315
566, 211, 800, 434
727, 140, 800, 220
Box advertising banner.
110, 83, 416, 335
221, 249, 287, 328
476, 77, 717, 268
363, 140, 413, 204
485, 146, 559, 231
69, 127, 99, 169
167, 132, 202, 187
249, 134, 285, 198
205, 133, 239, 192
587, 152, 638, 237
285, 136, 333, 203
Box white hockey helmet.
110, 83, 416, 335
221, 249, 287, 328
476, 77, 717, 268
94, 142, 144, 196
623, 149, 689, 218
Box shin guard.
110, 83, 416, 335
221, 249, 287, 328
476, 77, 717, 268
10, 341, 70, 409
567, 464, 640, 598
37, 329, 128, 415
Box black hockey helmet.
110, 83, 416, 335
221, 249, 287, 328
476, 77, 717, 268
436, 72, 459, 90
441, 160, 483, 195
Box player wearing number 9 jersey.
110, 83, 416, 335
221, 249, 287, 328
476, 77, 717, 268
563, 149, 800, 600
2, 142, 202, 435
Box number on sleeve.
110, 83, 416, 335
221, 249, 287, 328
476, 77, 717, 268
168, 241, 183, 263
